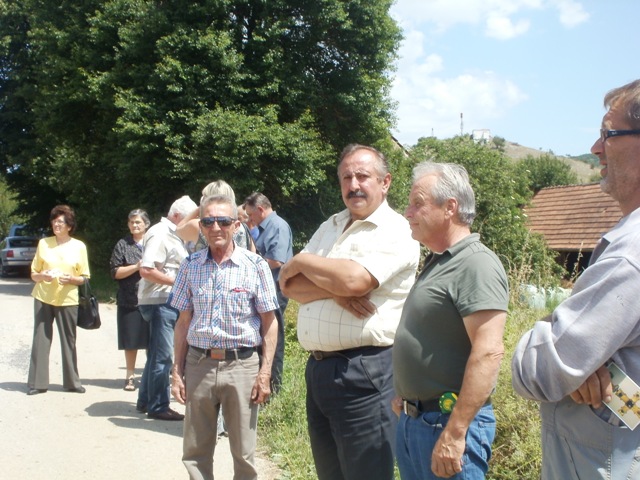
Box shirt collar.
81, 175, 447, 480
601, 206, 640, 244
443, 232, 480, 256
194, 242, 241, 266
258, 211, 276, 229
160, 216, 177, 232
333, 199, 391, 229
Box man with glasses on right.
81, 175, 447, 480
512, 79, 640, 479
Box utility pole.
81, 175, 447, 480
460, 112, 463, 136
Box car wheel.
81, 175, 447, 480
0, 260, 8, 278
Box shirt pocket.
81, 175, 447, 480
229, 286, 255, 321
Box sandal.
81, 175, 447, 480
123, 377, 136, 391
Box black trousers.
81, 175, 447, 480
305, 346, 396, 480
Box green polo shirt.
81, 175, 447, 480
393, 233, 509, 401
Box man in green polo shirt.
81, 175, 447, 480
393, 161, 509, 480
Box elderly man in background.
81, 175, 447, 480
244, 192, 292, 394
279, 144, 420, 480
394, 161, 509, 479
170, 194, 278, 480
512, 80, 640, 479
136, 195, 197, 421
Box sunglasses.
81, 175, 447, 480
200, 216, 236, 228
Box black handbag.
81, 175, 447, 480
77, 279, 101, 330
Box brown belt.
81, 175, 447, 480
190, 345, 256, 360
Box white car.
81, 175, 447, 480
0, 236, 39, 277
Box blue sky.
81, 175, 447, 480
388, 0, 640, 156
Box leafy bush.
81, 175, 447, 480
515, 154, 579, 193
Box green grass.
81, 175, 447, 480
90, 264, 546, 478
490, 306, 542, 479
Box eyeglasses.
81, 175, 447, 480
600, 128, 640, 143
200, 216, 236, 228
51, 219, 67, 225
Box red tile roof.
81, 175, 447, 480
525, 183, 623, 251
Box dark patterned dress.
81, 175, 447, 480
109, 235, 149, 350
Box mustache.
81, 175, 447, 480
347, 191, 367, 199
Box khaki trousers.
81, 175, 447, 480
182, 347, 260, 480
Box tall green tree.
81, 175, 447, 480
394, 136, 562, 284
0, 0, 402, 263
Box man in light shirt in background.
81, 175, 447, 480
136, 195, 196, 421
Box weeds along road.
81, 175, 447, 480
0, 276, 279, 480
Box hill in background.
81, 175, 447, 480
502, 141, 598, 183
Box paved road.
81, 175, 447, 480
0, 276, 279, 479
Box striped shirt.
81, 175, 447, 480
170, 244, 278, 349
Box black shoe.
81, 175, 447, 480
65, 386, 86, 393
147, 408, 184, 421
27, 388, 47, 396
136, 404, 147, 414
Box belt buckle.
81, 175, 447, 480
402, 400, 419, 418
209, 348, 225, 360
312, 351, 323, 361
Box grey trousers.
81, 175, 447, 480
28, 299, 82, 390
182, 347, 260, 480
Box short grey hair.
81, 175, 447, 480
128, 209, 151, 229
604, 79, 640, 128
337, 144, 389, 179
200, 194, 238, 219
168, 195, 197, 219
412, 161, 476, 226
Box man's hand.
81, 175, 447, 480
570, 365, 612, 408
431, 430, 465, 478
391, 395, 403, 418
251, 371, 272, 405
171, 368, 187, 404
278, 256, 300, 290
334, 295, 377, 319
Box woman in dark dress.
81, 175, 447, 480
109, 209, 150, 391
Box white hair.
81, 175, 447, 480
168, 195, 197, 219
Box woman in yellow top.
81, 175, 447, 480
27, 205, 90, 396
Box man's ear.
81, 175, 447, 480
381, 172, 392, 193
444, 198, 458, 219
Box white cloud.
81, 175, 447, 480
390, 0, 586, 37
388, 0, 590, 147
485, 15, 531, 39
552, 0, 590, 28
391, 49, 528, 145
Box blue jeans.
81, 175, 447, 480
306, 346, 396, 480
396, 404, 495, 480
137, 303, 178, 414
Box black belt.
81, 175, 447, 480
403, 398, 491, 418
310, 345, 390, 361
403, 399, 441, 417
190, 345, 256, 360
